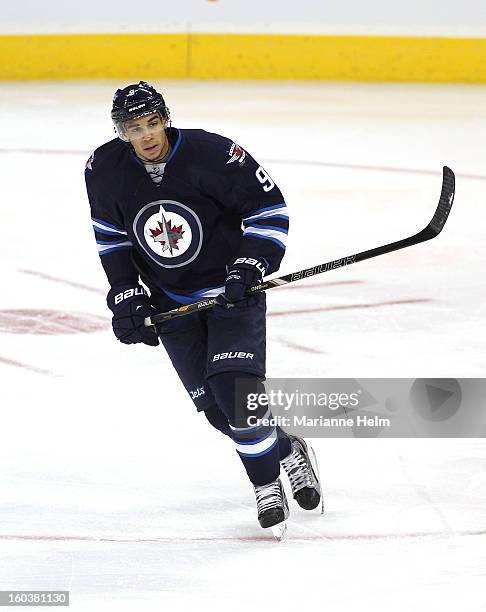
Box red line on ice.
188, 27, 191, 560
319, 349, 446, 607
0, 356, 57, 377
278, 280, 364, 290
20, 270, 105, 295
1, 147, 485, 181
1, 530, 485, 543
269, 298, 432, 317
0, 309, 108, 335
0, 147, 89, 156
277, 338, 324, 354
264, 158, 486, 182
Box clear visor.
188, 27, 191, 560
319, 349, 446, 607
114, 110, 166, 142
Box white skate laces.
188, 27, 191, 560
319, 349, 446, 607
253, 477, 289, 539
281, 442, 316, 495
253, 478, 285, 515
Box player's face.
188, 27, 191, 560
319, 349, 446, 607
124, 113, 169, 162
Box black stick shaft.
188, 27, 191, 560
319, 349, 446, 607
147, 166, 455, 326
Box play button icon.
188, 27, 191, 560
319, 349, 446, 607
410, 379, 462, 422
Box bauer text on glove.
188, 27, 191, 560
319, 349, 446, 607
107, 285, 159, 346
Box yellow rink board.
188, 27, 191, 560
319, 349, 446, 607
2, 32, 486, 82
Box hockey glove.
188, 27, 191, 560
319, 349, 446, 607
217, 257, 267, 309
107, 285, 159, 346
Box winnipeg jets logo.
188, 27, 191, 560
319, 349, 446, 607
133, 200, 203, 269
149, 214, 184, 255
227, 143, 246, 165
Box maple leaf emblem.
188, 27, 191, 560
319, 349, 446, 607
149, 215, 185, 255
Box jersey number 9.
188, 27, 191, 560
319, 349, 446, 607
255, 167, 275, 193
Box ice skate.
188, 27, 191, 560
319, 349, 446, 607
253, 477, 289, 539
281, 435, 324, 514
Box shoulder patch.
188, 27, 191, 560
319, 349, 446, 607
85, 151, 95, 170
226, 143, 246, 166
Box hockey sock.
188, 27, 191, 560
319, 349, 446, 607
208, 371, 281, 486
276, 427, 292, 461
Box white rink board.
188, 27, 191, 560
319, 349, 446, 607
2, 0, 486, 35
0, 81, 485, 611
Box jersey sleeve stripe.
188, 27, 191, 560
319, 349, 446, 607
244, 214, 289, 223
96, 238, 133, 245
244, 224, 288, 235
242, 203, 288, 223
243, 228, 287, 249
243, 215, 289, 231
92, 218, 128, 236
97, 241, 133, 255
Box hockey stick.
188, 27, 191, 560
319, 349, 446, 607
146, 166, 455, 326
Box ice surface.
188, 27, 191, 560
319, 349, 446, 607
0, 81, 485, 611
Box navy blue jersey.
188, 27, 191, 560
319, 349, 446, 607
85, 127, 289, 304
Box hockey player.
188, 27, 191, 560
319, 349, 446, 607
85, 81, 322, 534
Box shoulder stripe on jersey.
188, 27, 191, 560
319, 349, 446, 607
92, 217, 127, 236
242, 204, 288, 224
243, 227, 287, 249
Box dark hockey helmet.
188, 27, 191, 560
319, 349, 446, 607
111, 81, 170, 141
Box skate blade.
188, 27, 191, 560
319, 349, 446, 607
270, 521, 287, 541
308, 445, 325, 515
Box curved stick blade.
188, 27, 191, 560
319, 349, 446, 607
428, 166, 455, 236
